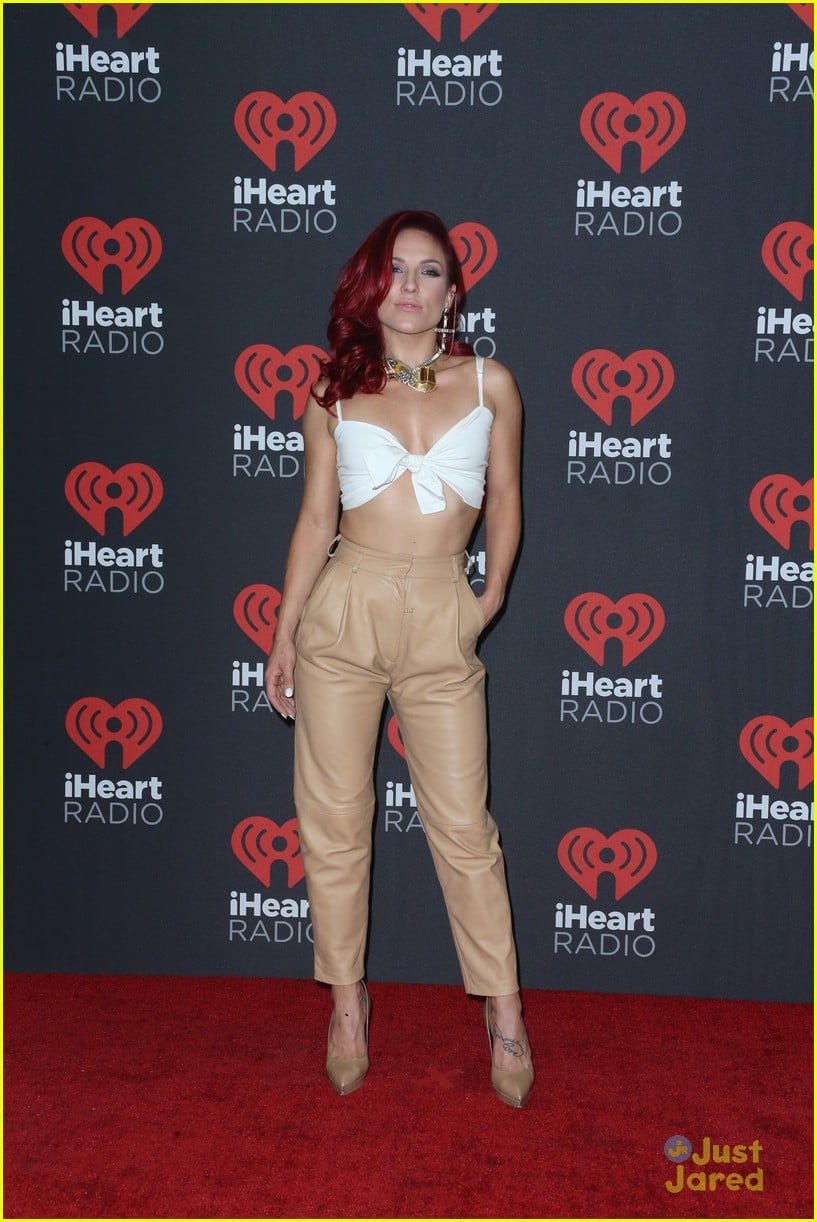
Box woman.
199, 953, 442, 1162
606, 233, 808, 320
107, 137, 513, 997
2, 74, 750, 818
264, 210, 533, 1107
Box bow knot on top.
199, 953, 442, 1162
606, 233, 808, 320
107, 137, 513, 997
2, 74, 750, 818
333, 356, 493, 516
335, 406, 493, 515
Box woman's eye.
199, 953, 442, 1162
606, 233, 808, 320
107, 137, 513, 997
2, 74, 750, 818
423, 268, 441, 277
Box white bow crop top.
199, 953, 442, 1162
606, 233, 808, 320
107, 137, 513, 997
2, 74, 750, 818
334, 355, 492, 515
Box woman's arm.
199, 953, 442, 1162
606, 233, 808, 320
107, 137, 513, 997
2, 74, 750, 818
264, 394, 340, 718
477, 360, 522, 626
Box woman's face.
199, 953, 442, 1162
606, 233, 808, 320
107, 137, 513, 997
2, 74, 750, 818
377, 228, 456, 346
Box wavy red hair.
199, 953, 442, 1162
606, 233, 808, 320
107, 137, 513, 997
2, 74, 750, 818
313, 210, 472, 410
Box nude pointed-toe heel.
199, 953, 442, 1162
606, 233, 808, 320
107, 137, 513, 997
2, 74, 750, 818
485, 999, 534, 1109
326, 982, 370, 1096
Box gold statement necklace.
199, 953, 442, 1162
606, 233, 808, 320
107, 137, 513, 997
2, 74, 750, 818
384, 349, 442, 393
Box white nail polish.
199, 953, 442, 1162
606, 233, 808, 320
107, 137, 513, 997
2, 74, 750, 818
284, 687, 294, 698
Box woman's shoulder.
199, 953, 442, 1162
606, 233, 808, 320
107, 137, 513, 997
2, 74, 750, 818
478, 354, 517, 394
443, 353, 517, 405
446, 352, 512, 378
477, 353, 512, 374
311, 374, 330, 400
305, 380, 339, 429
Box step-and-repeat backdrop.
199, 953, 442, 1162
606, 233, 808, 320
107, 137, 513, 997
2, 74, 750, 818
5, 3, 813, 1001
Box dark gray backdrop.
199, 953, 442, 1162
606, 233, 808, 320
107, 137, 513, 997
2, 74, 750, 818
5, 2, 813, 1002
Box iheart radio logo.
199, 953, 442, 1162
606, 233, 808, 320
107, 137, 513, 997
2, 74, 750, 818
739, 716, 813, 790
404, 2, 498, 41
580, 92, 686, 173
65, 462, 163, 536
62, 218, 162, 295
234, 92, 336, 172
558, 827, 658, 900
64, 2, 151, 37
388, 714, 407, 760
571, 350, 675, 427
65, 697, 163, 769
749, 474, 814, 550
788, 3, 814, 30
232, 816, 304, 888
564, 593, 665, 667
761, 222, 814, 302
234, 584, 281, 655
234, 345, 327, 422
449, 222, 497, 291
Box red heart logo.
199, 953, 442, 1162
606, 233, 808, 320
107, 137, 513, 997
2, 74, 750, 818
234, 344, 327, 421
387, 714, 407, 760
231, 816, 304, 888
65, 697, 163, 769
558, 827, 657, 900
571, 350, 674, 427
234, 92, 336, 172
788, 3, 814, 30
63, 3, 152, 37
761, 222, 814, 302
564, 593, 665, 667
580, 92, 686, 173
749, 474, 813, 550
403, 3, 499, 42
449, 222, 497, 291
233, 584, 282, 655
62, 217, 162, 295
65, 462, 163, 537
739, 716, 813, 790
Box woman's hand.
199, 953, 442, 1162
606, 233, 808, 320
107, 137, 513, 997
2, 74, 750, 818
478, 359, 522, 633
264, 635, 298, 720
260, 391, 341, 722
475, 587, 503, 629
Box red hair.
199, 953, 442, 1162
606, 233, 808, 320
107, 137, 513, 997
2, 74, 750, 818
313, 210, 472, 410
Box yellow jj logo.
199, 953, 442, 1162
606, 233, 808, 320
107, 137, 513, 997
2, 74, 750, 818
664, 1135, 764, 1194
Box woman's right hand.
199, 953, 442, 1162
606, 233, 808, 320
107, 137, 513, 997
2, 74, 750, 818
264, 635, 298, 720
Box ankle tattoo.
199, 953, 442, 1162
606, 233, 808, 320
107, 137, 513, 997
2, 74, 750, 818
492, 1021, 524, 1058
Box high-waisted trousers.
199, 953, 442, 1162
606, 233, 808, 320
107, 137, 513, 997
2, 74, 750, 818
293, 536, 519, 997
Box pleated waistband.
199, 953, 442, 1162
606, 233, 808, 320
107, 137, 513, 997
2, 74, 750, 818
330, 535, 467, 581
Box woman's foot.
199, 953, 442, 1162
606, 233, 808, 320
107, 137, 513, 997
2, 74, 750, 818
485, 992, 534, 1108
326, 981, 369, 1095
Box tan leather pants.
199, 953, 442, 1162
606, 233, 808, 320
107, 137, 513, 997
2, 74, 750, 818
293, 536, 519, 996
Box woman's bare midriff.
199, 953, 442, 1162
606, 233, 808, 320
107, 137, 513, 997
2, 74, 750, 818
339, 480, 480, 556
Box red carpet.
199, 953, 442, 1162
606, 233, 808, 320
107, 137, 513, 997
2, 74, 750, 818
3, 974, 812, 1219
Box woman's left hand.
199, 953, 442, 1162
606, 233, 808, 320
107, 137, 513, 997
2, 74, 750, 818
475, 588, 503, 629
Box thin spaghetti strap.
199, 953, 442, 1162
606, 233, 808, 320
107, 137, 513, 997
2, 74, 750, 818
475, 355, 485, 407
335, 399, 344, 422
